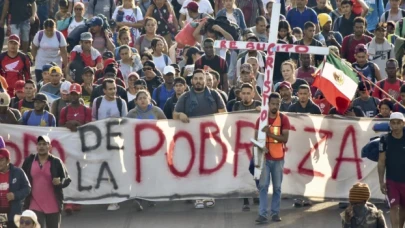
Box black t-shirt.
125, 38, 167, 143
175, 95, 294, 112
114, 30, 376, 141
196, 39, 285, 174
336, 13, 358, 38
9, 0, 34, 24
143, 76, 163, 96
380, 132, 405, 183
287, 100, 322, 114
291, 39, 324, 65
194, 55, 228, 90
291, 78, 309, 96
328, 106, 366, 117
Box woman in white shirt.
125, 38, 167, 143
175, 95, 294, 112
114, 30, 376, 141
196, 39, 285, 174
118, 45, 143, 86
112, 0, 144, 41
32, 19, 69, 83
151, 37, 172, 73
67, 2, 87, 35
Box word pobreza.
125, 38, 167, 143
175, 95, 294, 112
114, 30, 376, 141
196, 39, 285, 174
1, 113, 385, 204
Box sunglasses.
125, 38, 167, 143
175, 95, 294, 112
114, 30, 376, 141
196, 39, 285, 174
143, 67, 152, 71
20, 219, 33, 226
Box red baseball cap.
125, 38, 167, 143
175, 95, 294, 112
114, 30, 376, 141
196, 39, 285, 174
278, 81, 292, 91
14, 80, 25, 92
0, 148, 10, 160
8, 34, 20, 45
69, 83, 82, 94
184, 1, 199, 11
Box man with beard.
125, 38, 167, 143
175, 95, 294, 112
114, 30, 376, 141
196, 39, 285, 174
318, 13, 342, 48
232, 83, 261, 111
287, 84, 322, 114
255, 92, 290, 224
153, 66, 175, 110
341, 17, 372, 63
163, 77, 187, 119
14, 80, 49, 115
21, 93, 56, 127
378, 112, 405, 228
291, 22, 324, 67
174, 69, 226, 209
296, 54, 317, 94
276, 81, 298, 112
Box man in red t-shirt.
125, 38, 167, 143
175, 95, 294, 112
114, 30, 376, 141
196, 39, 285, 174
254, 92, 290, 224
341, 17, 372, 63
59, 83, 92, 130
0, 35, 31, 96
67, 32, 103, 82
373, 59, 404, 101
0, 148, 30, 227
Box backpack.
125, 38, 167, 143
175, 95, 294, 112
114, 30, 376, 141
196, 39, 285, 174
0, 52, 30, 81
69, 51, 86, 84
94, 96, 123, 120
163, 55, 169, 65
37, 30, 62, 48
23, 110, 53, 126
67, 23, 90, 52
384, 9, 405, 22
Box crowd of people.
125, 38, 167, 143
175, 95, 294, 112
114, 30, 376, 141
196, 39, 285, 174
0, 0, 404, 226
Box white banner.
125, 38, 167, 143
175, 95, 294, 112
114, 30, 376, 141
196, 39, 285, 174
0, 113, 386, 204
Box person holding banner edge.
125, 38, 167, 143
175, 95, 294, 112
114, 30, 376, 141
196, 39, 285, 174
254, 92, 290, 224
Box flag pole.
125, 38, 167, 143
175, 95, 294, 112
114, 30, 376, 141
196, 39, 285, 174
328, 51, 405, 110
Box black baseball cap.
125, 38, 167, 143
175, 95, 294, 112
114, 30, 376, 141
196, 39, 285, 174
103, 51, 114, 59
33, 93, 48, 102
83, 66, 95, 75
358, 81, 371, 91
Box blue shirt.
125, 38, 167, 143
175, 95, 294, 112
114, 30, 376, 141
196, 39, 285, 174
365, 0, 384, 31
22, 111, 56, 127
152, 85, 175, 110
286, 7, 318, 30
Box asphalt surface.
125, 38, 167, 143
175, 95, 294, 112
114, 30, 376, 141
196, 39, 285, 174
61, 198, 392, 228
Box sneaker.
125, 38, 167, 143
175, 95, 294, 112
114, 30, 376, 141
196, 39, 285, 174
242, 204, 250, 211
195, 200, 205, 209
255, 215, 268, 224
204, 199, 215, 208
64, 204, 73, 215
271, 214, 282, 222
107, 203, 120, 211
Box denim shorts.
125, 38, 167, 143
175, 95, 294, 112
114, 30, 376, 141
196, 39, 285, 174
10, 20, 30, 42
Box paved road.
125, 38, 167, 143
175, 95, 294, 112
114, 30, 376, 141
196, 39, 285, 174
62, 198, 392, 228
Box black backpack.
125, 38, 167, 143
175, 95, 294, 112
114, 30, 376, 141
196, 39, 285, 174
94, 97, 123, 120
69, 51, 86, 84
66, 23, 90, 52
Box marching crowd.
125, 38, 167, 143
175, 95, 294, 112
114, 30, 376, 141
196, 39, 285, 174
0, 0, 404, 226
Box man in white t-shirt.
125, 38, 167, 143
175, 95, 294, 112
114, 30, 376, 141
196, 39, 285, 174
179, 0, 213, 28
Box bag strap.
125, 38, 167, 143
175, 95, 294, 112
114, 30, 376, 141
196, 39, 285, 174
116, 97, 123, 117
24, 110, 33, 125
95, 97, 103, 120
18, 99, 23, 111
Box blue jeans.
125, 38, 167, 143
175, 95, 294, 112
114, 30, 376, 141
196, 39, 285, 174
258, 159, 284, 218
37, 3, 49, 29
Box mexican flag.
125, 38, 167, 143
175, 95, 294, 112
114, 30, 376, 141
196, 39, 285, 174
313, 54, 359, 113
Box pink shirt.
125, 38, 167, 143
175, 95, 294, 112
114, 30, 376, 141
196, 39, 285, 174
29, 160, 59, 213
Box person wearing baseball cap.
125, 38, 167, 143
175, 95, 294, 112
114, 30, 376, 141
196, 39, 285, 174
233, 63, 261, 101
9, 80, 26, 108
352, 44, 381, 83
22, 135, 71, 228
14, 210, 41, 228
0, 92, 19, 124
152, 66, 175, 109
21, 93, 56, 127
351, 80, 380, 117
276, 81, 299, 112
89, 17, 115, 55
81, 67, 96, 106
0, 147, 31, 228
39, 66, 63, 96
142, 60, 164, 96
37, 64, 53, 90
50, 81, 72, 126
341, 183, 386, 227
3, 34, 32, 97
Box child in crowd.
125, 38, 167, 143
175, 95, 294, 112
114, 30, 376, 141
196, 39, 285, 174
55, 0, 71, 21
292, 27, 302, 40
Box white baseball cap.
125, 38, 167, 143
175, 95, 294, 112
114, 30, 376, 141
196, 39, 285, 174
390, 112, 404, 121
14, 210, 41, 228
163, 66, 175, 75
60, 81, 72, 95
